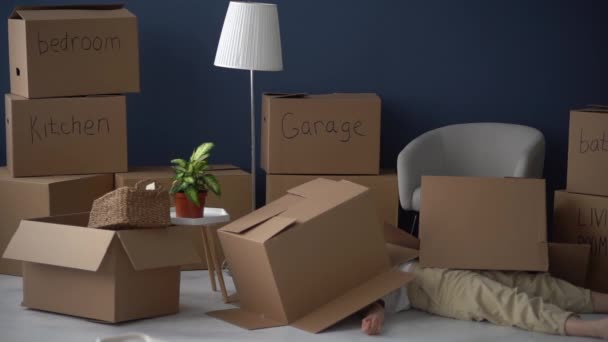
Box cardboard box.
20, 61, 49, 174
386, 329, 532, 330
5, 94, 127, 177
208, 178, 413, 333
548, 242, 590, 288
261, 93, 381, 175
567, 107, 608, 196
419, 176, 548, 271
3, 212, 200, 323
554, 190, 608, 291
114, 165, 252, 269
266, 170, 398, 226
0, 168, 113, 276
8, 4, 140, 98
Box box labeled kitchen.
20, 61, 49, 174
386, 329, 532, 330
114, 165, 252, 269
8, 4, 140, 98
5, 94, 127, 177
567, 107, 608, 196
419, 176, 548, 271
0, 168, 113, 276
261, 93, 381, 175
266, 170, 398, 226
208, 178, 413, 333
3, 213, 200, 323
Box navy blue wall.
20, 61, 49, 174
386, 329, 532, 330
1, 1, 607, 221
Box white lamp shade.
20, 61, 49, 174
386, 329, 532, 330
214, 2, 283, 71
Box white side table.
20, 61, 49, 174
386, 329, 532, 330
170, 207, 231, 302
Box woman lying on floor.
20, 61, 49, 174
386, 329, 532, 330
360, 261, 608, 339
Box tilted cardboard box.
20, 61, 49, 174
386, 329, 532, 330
261, 93, 381, 175
114, 165, 252, 269
567, 107, 608, 196
554, 190, 608, 291
8, 4, 140, 98
0, 168, 113, 276
266, 170, 398, 226
3, 213, 200, 323
419, 176, 549, 271
5, 94, 127, 177
208, 178, 413, 333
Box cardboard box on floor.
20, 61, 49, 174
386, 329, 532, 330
208, 178, 414, 333
554, 190, 608, 291
419, 176, 549, 271
114, 165, 252, 270
3, 212, 200, 323
266, 170, 398, 226
8, 4, 140, 98
0, 168, 113, 276
261, 93, 381, 175
567, 107, 608, 197
383, 223, 591, 288
5, 94, 127, 177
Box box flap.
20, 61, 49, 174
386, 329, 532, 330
208, 164, 240, 171
264, 92, 308, 99
290, 269, 414, 333
383, 222, 420, 250
11, 4, 132, 20
117, 228, 201, 271
386, 244, 419, 267
287, 178, 368, 201
3, 219, 115, 271
242, 216, 297, 242
220, 194, 301, 234
207, 308, 285, 330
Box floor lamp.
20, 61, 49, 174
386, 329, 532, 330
214, 2, 283, 210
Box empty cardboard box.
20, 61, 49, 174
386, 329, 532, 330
3, 212, 200, 323
266, 170, 398, 226
567, 107, 608, 197
208, 178, 413, 333
0, 168, 113, 276
554, 190, 608, 292
419, 176, 549, 271
8, 4, 140, 98
548, 242, 591, 288
114, 165, 252, 270
5, 94, 127, 177
261, 93, 381, 175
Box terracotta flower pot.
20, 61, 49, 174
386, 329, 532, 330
174, 191, 207, 218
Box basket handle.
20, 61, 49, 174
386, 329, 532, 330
134, 179, 164, 192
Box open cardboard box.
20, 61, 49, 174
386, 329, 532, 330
208, 178, 414, 333
3, 212, 200, 323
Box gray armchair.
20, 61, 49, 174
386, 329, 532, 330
397, 123, 545, 212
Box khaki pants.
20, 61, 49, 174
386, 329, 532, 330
407, 264, 594, 335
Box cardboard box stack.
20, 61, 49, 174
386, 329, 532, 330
1, 5, 200, 322
262, 93, 399, 226
1, 4, 141, 276
553, 106, 608, 292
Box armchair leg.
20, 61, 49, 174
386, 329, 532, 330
410, 212, 418, 235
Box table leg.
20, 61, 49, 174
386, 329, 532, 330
201, 227, 217, 292
208, 228, 229, 303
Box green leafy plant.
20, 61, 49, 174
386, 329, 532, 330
170, 142, 221, 206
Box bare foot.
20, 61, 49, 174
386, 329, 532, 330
361, 301, 385, 335
591, 318, 608, 340
565, 316, 608, 340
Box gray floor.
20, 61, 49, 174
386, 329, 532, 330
0, 271, 600, 342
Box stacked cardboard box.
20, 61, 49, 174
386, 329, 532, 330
553, 107, 608, 292
261, 93, 399, 226
2, 5, 200, 322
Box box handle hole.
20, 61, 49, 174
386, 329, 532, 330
15, 68, 20, 76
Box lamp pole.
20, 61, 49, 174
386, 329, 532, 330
250, 69, 256, 210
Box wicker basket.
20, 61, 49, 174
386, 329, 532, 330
88, 179, 171, 230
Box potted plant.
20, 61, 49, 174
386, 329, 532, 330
170, 142, 221, 218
